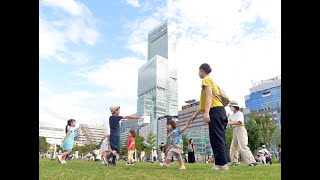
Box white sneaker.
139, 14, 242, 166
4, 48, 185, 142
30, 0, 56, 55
211, 165, 220, 170
179, 166, 186, 170
211, 164, 229, 170
57, 155, 62, 163
219, 164, 229, 170
160, 163, 169, 168
61, 160, 67, 164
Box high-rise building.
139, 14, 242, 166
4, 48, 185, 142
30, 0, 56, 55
147, 20, 176, 61
39, 126, 65, 145
178, 100, 212, 160
74, 124, 106, 146
245, 75, 281, 126
137, 20, 178, 147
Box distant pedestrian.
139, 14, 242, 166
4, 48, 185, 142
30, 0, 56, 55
277, 144, 281, 163
140, 148, 145, 162
187, 138, 196, 163
57, 119, 77, 164
101, 134, 111, 165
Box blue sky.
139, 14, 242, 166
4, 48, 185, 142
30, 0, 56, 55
39, 0, 281, 130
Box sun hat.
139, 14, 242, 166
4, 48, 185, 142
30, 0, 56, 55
110, 105, 120, 113
228, 100, 240, 107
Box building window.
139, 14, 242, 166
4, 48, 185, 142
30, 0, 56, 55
262, 91, 271, 97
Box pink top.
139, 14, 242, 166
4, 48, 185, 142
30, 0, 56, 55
169, 148, 183, 154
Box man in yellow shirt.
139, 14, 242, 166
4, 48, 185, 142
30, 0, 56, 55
188, 63, 230, 170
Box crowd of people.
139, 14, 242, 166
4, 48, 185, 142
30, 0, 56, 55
53, 63, 281, 171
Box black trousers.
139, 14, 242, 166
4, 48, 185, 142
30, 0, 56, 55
188, 151, 195, 163
208, 106, 230, 165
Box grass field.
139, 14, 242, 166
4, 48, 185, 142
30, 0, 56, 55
40, 158, 281, 180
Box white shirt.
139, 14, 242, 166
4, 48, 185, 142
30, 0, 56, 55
262, 148, 269, 155
94, 149, 101, 160
152, 149, 157, 157
141, 151, 145, 157
228, 111, 244, 127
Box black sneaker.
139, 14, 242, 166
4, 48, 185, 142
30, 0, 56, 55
249, 162, 258, 166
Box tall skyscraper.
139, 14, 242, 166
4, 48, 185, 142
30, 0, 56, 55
147, 20, 176, 62
137, 20, 178, 147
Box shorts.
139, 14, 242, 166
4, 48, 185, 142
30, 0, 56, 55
167, 150, 182, 160
110, 135, 120, 153
128, 150, 134, 159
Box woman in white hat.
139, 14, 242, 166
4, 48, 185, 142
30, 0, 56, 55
227, 100, 257, 166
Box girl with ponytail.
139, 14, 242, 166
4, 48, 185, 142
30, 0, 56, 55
57, 119, 76, 164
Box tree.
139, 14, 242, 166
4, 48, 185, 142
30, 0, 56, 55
39, 136, 49, 152
145, 132, 156, 157
225, 128, 233, 149
245, 114, 263, 153
120, 138, 128, 156
271, 126, 281, 146
255, 112, 277, 147
134, 134, 145, 155
182, 134, 188, 153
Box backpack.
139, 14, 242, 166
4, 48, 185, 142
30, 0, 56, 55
215, 86, 230, 107
188, 144, 193, 152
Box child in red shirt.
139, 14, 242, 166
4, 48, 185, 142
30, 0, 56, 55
126, 129, 136, 165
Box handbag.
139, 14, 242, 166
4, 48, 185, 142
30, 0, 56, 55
214, 86, 230, 107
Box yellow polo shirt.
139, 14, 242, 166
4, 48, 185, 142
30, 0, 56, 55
198, 75, 223, 111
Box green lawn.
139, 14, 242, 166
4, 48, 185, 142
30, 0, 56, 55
40, 158, 281, 180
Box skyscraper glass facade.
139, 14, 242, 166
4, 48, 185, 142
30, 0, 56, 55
245, 76, 281, 110
137, 20, 178, 147
245, 76, 281, 126
137, 56, 178, 146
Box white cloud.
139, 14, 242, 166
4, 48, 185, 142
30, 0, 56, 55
125, 0, 280, 108
125, 0, 141, 8
39, 0, 100, 64
40, 0, 280, 129
124, 7, 167, 58
39, 82, 107, 129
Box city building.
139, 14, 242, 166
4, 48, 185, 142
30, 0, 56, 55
178, 100, 213, 160
137, 20, 178, 147
137, 124, 152, 140
147, 20, 176, 61
74, 124, 106, 146
120, 130, 129, 147
120, 116, 139, 147
39, 126, 65, 145
245, 75, 281, 126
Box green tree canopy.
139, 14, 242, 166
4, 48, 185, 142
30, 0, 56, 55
39, 136, 49, 152
245, 115, 263, 153
182, 134, 188, 153
145, 132, 156, 156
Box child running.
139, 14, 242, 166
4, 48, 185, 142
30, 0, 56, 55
104, 105, 141, 165
126, 129, 136, 165
57, 119, 76, 164
160, 119, 190, 170
101, 134, 111, 165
